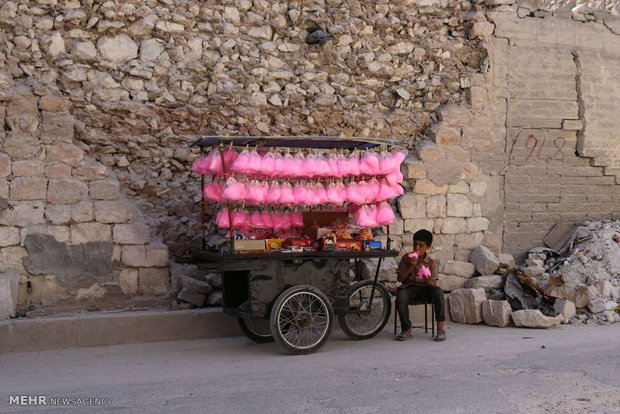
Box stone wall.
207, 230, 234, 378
4, 0, 620, 313
0, 80, 169, 312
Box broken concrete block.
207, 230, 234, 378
439, 260, 475, 278
177, 287, 206, 307
588, 297, 606, 314
206, 289, 223, 306
598, 280, 614, 299
497, 253, 515, 268
448, 288, 486, 324
469, 246, 499, 275
511, 310, 564, 328
179, 275, 213, 295
438, 274, 467, 292
464, 275, 504, 290
482, 300, 512, 327
523, 265, 544, 278
553, 298, 576, 322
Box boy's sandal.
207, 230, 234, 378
396, 331, 413, 341
434, 330, 446, 342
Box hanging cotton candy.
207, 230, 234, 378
418, 265, 432, 280
293, 183, 308, 205
222, 177, 246, 201
291, 211, 304, 227
266, 182, 282, 204
314, 154, 330, 177
271, 152, 284, 177
222, 148, 237, 173
203, 180, 223, 202
386, 170, 404, 185
231, 148, 250, 175
261, 211, 273, 229
231, 210, 250, 231
348, 152, 360, 176
315, 182, 328, 204
246, 149, 262, 175
215, 208, 230, 228
246, 180, 267, 204
250, 211, 266, 228
326, 182, 346, 204
258, 151, 276, 177
327, 154, 341, 177
360, 151, 381, 175
191, 156, 208, 175
346, 181, 366, 204
376, 202, 395, 225
279, 182, 295, 205
355, 205, 378, 227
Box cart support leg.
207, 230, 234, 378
368, 257, 383, 311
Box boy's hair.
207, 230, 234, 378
413, 229, 433, 246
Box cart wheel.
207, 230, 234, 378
237, 318, 274, 344
270, 285, 333, 355
339, 280, 391, 340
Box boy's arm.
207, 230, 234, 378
396, 256, 413, 282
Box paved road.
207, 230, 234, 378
1, 323, 619, 414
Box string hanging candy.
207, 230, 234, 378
281, 150, 297, 178
271, 151, 285, 177
347, 150, 360, 176
303, 152, 319, 178
258, 150, 276, 177
346, 180, 366, 204
222, 177, 246, 201
376, 201, 395, 225
291, 151, 306, 178
266, 182, 282, 204
231, 147, 250, 175
293, 182, 308, 205
360, 150, 381, 175
291, 211, 304, 227
326, 181, 346, 204
327, 152, 341, 177
261, 210, 273, 229
231, 209, 250, 231
385, 170, 404, 185
215, 208, 230, 228
246, 180, 267, 204
336, 151, 350, 176
222, 146, 237, 173
250, 211, 266, 229
314, 153, 330, 177
279, 181, 295, 205
315, 181, 328, 204
355, 204, 378, 227
246, 148, 262, 175
203, 180, 223, 202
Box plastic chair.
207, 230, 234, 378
393, 298, 435, 337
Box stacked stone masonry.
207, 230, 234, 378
3, 0, 620, 313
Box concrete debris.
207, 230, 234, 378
553, 298, 576, 322
511, 309, 564, 329
448, 288, 486, 324
469, 246, 500, 275
482, 300, 512, 327
464, 275, 504, 290
177, 287, 206, 307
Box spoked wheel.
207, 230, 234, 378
270, 285, 333, 355
339, 280, 391, 340
237, 318, 274, 344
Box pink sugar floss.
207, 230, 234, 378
417, 265, 432, 280
408, 252, 419, 259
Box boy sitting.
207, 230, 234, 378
395, 229, 446, 342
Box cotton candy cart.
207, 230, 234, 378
186, 136, 404, 354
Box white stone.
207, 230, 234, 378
97, 35, 138, 63
118, 268, 138, 295
449, 288, 486, 324
70, 223, 112, 244
113, 223, 150, 245
467, 217, 489, 232
498, 253, 515, 268
438, 274, 467, 291
511, 310, 564, 328
398, 194, 426, 219
0, 227, 20, 247
426, 195, 446, 218
387, 42, 414, 55
72, 41, 97, 61
440, 260, 476, 278
469, 246, 499, 275
447, 194, 473, 217
482, 300, 512, 327
249, 26, 272, 40
140, 39, 164, 61
435, 218, 467, 234
553, 298, 576, 322
48, 31, 65, 57
0, 278, 14, 319
464, 275, 504, 290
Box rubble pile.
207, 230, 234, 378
169, 262, 222, 309
446, 220, 620, 330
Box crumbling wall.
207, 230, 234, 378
0, 80, 169, 313
488, 9, 620, 258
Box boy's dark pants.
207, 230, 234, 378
396, 285, 446, 331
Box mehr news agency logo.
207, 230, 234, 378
9, 395, 113, 407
